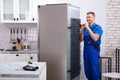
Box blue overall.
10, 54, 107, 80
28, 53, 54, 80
83, 23, 103, 80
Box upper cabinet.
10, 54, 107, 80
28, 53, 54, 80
1, 0, 38, 23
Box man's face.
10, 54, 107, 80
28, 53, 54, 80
86, 14, 95, 24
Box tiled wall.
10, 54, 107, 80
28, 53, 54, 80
0, 23, 38, 50
106, 0, 120, 54
106, 0, 120, 72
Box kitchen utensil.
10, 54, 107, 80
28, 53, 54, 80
11, 28, 17, 50
12, 28, 16, 44
23, 42, 30, 50
24, 28, 26, 41
23, 28, 30, 50
17, 28, 19, 38
21, 29, 23, 41
9, 28, 12, 43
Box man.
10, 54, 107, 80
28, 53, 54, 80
80, 12, 103, 80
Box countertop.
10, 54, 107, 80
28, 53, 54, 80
0, 62, 46, 78
0, 49, 38, 54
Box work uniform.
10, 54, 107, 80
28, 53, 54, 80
83, 23, 103, 80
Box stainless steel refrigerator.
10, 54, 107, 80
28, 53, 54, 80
38, 3, 81, 80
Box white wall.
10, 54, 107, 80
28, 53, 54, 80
38, 0, 80, 6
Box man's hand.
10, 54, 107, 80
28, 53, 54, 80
84, 23, 90, 30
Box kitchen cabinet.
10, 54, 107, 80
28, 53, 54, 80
0, 0, 38, 23
31, 0, 38, 23
0, 53, 38, 62
29, 53, 38, 62
5, 54, 29, 62
0, 54, 5, 62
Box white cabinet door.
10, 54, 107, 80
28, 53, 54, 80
1, 0, 14, 22
5, 54, 29, 62
30, 0, 38, 23
18, 0, 30, 22
0, 53, 38, 62
4, 54, 38, 62
1, 0, 37, 23
29, 54, 38, 62
0, 54, 5, 62
40, 65, 46, 80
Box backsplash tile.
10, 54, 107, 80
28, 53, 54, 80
0, 23, 38, 50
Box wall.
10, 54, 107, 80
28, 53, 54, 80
106, 0, 120, 73
106, 0, 120, 54
38, 0, 80, 6
0, 23, 37, 50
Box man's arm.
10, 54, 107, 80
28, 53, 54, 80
84, 24, 100, 41
87, 28, 100, 41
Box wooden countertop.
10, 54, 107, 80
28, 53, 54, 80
100, 54, 113, 59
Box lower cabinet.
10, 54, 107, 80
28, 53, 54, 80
28, 54, 38, 62
0, 54, 38, 62
0, 54, 5, 61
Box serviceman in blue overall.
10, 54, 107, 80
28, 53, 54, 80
80, 12, 103, 80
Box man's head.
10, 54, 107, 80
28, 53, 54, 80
86, 12, 95, 26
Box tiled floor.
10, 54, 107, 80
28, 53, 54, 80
80, 50, 87, 80
80, 62, 87, 80
80, 43, 87, 80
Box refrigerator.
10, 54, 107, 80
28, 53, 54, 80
38, 3, 81, 80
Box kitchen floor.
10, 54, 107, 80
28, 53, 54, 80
80, 53, 87, 80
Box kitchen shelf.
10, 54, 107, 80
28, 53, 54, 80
0, 49, 38, 54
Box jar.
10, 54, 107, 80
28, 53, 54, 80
23, 42, 30, 50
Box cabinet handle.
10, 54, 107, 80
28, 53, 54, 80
32, 18, 35, 21
17, 18, 19, 21
13, 18, 16, 21
38, 5, 40, 8
16, 54, 19, 56
30, 56, 33, 59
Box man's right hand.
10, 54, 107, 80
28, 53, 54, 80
80, 25, 85, 31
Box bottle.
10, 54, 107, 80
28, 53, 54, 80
23, 28, 30, 50
28, 56, 33, 64
23, 41, 30, 50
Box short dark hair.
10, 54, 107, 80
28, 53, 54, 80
87, 11, 95, 17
